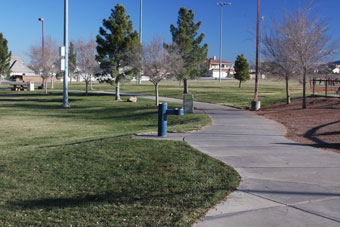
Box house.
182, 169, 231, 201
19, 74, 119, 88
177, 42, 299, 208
9, 56, 41, 82
332, 65, 340, 74
203, 56, 234, 78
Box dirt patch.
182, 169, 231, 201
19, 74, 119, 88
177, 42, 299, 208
256, 96, 340, 153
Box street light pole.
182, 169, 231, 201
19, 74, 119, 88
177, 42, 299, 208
38, 18, 44, 58
140, 0, 142, 43
137, 0, 143, 84
217, 2, 231, 83
38, 18, 45, 88
251, 0, 261, 110
62, 0, 70, 107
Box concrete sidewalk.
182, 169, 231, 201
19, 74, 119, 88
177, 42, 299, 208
185, 102, 340, 227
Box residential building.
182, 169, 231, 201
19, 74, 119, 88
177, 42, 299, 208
203, 56, 234, 79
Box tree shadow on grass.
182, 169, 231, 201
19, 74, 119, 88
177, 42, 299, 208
7, 185, 232, 210
0, 98, 82, 103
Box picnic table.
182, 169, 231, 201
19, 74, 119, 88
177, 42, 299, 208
8, 82, 27, 91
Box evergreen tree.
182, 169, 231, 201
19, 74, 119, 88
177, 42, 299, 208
69, 41, 77, 83
167, 7, 208, 94
96, 4, 140, 101
234, 54, 250, 88
0, 33, 11, 80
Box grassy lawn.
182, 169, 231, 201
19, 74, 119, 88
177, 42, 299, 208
54, 79, 312, 108
0, 89, 240, 226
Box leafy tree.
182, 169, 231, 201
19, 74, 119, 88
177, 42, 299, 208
0, 33, 11, 80
96, 3, 140, 101
234, 54, 250, 88
166, 7, 208, 94
69, 41, 77, 83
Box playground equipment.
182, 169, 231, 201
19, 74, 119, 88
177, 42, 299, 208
310, 78, 340, 96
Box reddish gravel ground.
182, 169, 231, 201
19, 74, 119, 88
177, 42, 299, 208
256, 96, 340, 153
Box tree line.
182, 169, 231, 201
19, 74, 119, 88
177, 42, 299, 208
1, 1, 337, 108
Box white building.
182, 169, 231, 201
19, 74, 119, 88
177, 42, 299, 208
203, 56, 233, 78
8, 56, 42, 82
332, 65, 340, 74
9, 56, 35, 77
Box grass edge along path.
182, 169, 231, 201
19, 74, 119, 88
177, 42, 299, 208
0, 90, 240, 226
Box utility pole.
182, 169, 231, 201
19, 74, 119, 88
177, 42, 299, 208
251, 0, 261, 110
216, 2, 231, 83
62, 0, 70, 108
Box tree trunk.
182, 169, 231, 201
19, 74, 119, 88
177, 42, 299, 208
302, 69, 306, 109
115, 81, 121, 101
44, 77, 48, 95
41, 77, 45, 89
183, 79, 188, 94
239, 80, 242, 88
285, 74, 291, 104
85, 80, 89, 96
155, 83, 159, 106
70, 75, 72, 84
90, 75, 93, 90
51, 76, 54, 89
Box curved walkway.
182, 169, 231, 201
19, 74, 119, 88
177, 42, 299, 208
188, 101, 340, 227
145, 96, 340, 227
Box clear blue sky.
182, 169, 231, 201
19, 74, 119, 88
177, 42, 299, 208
1, 0, 339, 65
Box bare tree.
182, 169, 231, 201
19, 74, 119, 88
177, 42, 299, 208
280, 3, 337, 108
263, 23, 298, 104
140, 37, 183, 105
27, 36, 58, 94
75, 37, 100, 96
75, 38, 99, 96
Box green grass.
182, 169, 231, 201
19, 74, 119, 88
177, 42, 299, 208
0, 89, 239, 226
53, 79, 311, 108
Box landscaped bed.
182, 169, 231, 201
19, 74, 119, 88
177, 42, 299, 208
0, 89, 240, 226
257, 96, 340, 153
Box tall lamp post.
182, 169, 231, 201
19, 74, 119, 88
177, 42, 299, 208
38, 18, 44, 57
62, 0, 70, 107
251, 0, 261, 110
38, 18, 44, 88
138, 0, 143, 84
216, 2, 231, 83
140, 0, 142, 43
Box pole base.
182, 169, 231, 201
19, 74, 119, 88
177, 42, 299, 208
251, 100, 261, 111
62, 103, 71, 108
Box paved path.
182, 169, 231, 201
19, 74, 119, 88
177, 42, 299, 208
139, 96, 340, 227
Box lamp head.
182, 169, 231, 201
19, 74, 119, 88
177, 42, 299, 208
38, 18, 44, 22
216, 2, 232, 6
